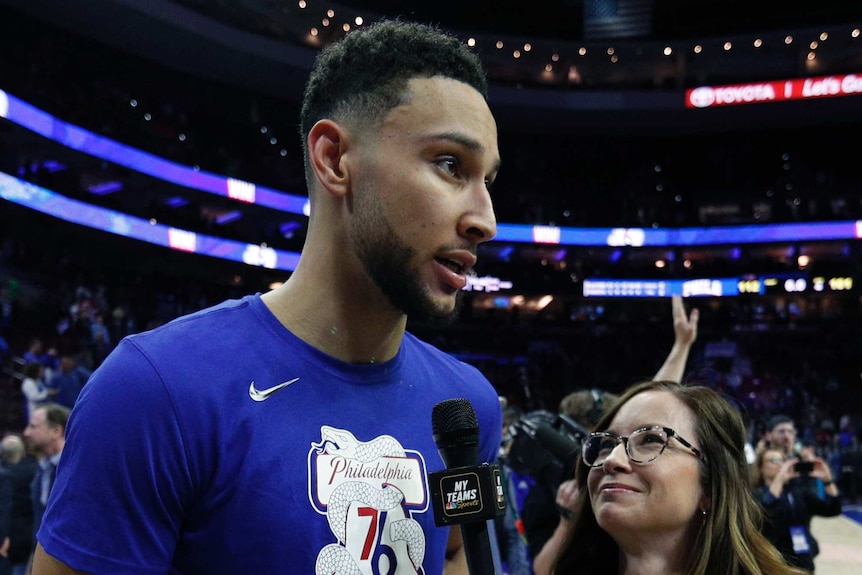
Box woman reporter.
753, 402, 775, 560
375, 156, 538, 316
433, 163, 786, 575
553, 380, 809, 575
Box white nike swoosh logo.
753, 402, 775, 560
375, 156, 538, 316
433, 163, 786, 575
248, 377, 300, 402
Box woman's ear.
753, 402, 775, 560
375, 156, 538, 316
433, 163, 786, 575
307, 119, 351, 198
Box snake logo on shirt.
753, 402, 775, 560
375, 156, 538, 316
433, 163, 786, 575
309, 426, 429, 575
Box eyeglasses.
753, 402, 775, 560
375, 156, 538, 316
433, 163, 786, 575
582, 425, 706, 468
765, 457, 784, 464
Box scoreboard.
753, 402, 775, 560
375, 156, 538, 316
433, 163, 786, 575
748, 275, 854, 295
584, 275, 855, 298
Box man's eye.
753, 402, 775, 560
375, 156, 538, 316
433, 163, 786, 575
436, 157, 460, 177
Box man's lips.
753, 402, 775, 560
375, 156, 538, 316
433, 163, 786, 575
435, 250, 477, 275
434, 250, 477, 291
434, 259, 469, 291
435, 257, 467, 275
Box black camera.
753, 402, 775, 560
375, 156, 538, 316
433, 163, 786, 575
794, 461, 815, 475
503, 410, 589, 492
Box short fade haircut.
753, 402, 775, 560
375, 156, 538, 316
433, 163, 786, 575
766, 414, 794, 432
298, 19, 488, 181
37, 402, 71, 431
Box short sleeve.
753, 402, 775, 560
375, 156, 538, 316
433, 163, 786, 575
38, 339, 193, 575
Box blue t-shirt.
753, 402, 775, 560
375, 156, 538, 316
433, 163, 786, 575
39, 294, 502, 575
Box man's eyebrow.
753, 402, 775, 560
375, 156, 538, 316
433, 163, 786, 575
421, 132, 502, 173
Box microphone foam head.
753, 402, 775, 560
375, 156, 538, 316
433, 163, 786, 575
432, 398, 478, 438
432, 399, 481, 469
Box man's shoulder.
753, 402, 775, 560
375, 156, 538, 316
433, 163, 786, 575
401, 333, 499, 422
403, 333, 487, 379
127, 295, 260, 349
92, 293, 287, 396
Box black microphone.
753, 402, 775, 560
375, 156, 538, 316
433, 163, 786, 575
428, 398, 505, 575
534, 423, 581, 472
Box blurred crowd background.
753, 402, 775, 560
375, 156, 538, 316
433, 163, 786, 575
0, 0, 861, 503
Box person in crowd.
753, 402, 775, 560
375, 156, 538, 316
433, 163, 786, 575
18, 363, 54, 421
553, 380, 810, 575
496, 402, 531, 575
758, 414, 800, 458
529, 295, 698, 575
22, 404, 69, 552
0, 434, 37, 575
20, 340, 57, 379
526, 389, 619, 575
795, 441, 832, 497
33, 19, 502, 575
88, 313, 111, 367
45, 356, 90, 410
752, 447, 842, 572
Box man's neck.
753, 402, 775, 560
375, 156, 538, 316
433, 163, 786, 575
44, 441, 64, 459
262, 276, 407, 364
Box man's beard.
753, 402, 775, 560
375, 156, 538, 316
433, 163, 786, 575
351, 191, 462, 327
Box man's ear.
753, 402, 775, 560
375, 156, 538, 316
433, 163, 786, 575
307, 119, 351, 198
